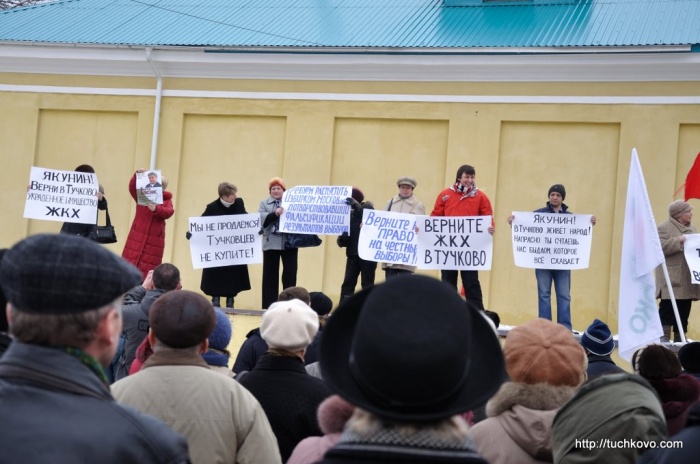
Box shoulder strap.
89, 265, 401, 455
0, 363, 106, 400
96, 206, 113, 227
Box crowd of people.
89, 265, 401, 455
6, 159, 700, 462
1, 232, 700, 463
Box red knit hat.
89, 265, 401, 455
268, 177, 286, 191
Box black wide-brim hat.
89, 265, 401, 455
320, 274, 506, 423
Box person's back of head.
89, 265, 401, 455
278, 286, 310, 306
320, 274, 505, 424
505, 318, 587, 388
203, 308, 233, 368
638, 344, 682, 380
678, 342, 700, 375
152, 263, 180, 291
261, 299, 318, 356
149, 290, 216, 352
580, 318, 615, 356
0, 234, 141, 354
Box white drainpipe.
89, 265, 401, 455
145, 47, 163, 171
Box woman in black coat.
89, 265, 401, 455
200, 182, 251, 308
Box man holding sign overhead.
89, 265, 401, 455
507, 184, 596, 330
431, 165, 494, 310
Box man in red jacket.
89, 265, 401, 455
431, 164, 494, 310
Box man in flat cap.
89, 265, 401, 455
508, 184, 596, 330
238, 298, 331, 462
115, 262, 182, 380
0, 234, 189, 463
655, 199, 700, 342
382, 176, 425, 278
112, 290, 281, 464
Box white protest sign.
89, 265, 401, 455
358, 209, 421, 265
683, 234, 700, 284
511, 212, 593, 270
24, 166, 100, 225
188, 214, 262, 269
136, 169, 163, 206
417, 216, 493, 270
280, 185, 351, 235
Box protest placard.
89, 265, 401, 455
188, 214, 262, 269
416, 216, 493, 270
136, 169, 163, 206
683, 234, 700, 284
24, 166, 100, 225
510, 211, 593, 270
279, 185, 351, 235
358, 209, 421, 265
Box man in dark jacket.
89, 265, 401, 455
580, 318, 624, 379
0, 234, 189, 463
238, 298, 331, 462
338, 187, 377, 302
116, 262, 181, 380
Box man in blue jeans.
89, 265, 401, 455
509, 184, 596, 330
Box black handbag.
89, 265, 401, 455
285, 233, 322, 249
88, 207, 118, 244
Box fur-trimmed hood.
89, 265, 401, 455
486, 382, 578, 417
471, 382, 578, 463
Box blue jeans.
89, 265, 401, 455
536, 269, 571, 329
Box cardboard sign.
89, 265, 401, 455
511, 212, 593, 270
279, 185, 351, 235
188, 214, 262, 269
24, 166, 100, 225
683, 234, 700, 284
417, 216, 493, 270
358, 209, 421, 265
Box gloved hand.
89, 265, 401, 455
185, 231, 192, 240
345, 197, 355, 206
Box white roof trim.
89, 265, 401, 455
0, 44, 700, 82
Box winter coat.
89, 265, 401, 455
199, 197, 251, 297
112, 350, 281, 464
318, 422, 487, 464
122, 174, 174, 278
585, 354, 624, 379
259, 196, 286, 251
382, 193, 425, 272
552, 373, 667, 464
638, 423, 700, 463
646, 373, 700, 436
60, 186, 107, 237
337, 200, 373, 257
655, 217, 700, 300
0, 341, 189, 464
116, 286, 169, 380
471, 382, 578, 464
430, 185, 493, 218
237, 353, 331, 462
232, 328, 268, 374
287, 395, 354, 464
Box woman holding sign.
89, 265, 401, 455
197, 182, 251, 308
259, 177, 298, 309
59, 164, 107, 237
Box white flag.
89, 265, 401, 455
618, 149, 665, 361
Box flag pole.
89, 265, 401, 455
660, 262, 688, 343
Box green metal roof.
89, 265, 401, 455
1, 0, 699, 51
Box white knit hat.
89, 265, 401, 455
261, 299, 319, 351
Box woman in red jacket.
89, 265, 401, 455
122, 169, 175, 278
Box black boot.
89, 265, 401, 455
225, 297, 234, 309
211, 296, 221, 307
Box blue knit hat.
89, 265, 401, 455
208, 308, 232, 351
581, 319, 614, 356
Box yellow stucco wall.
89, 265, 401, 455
2, 74, 700, 340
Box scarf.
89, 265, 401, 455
202, 348, 230, 367
60, 346, 109, 386
271, 199, 282, 235
451, 181, 479, 200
